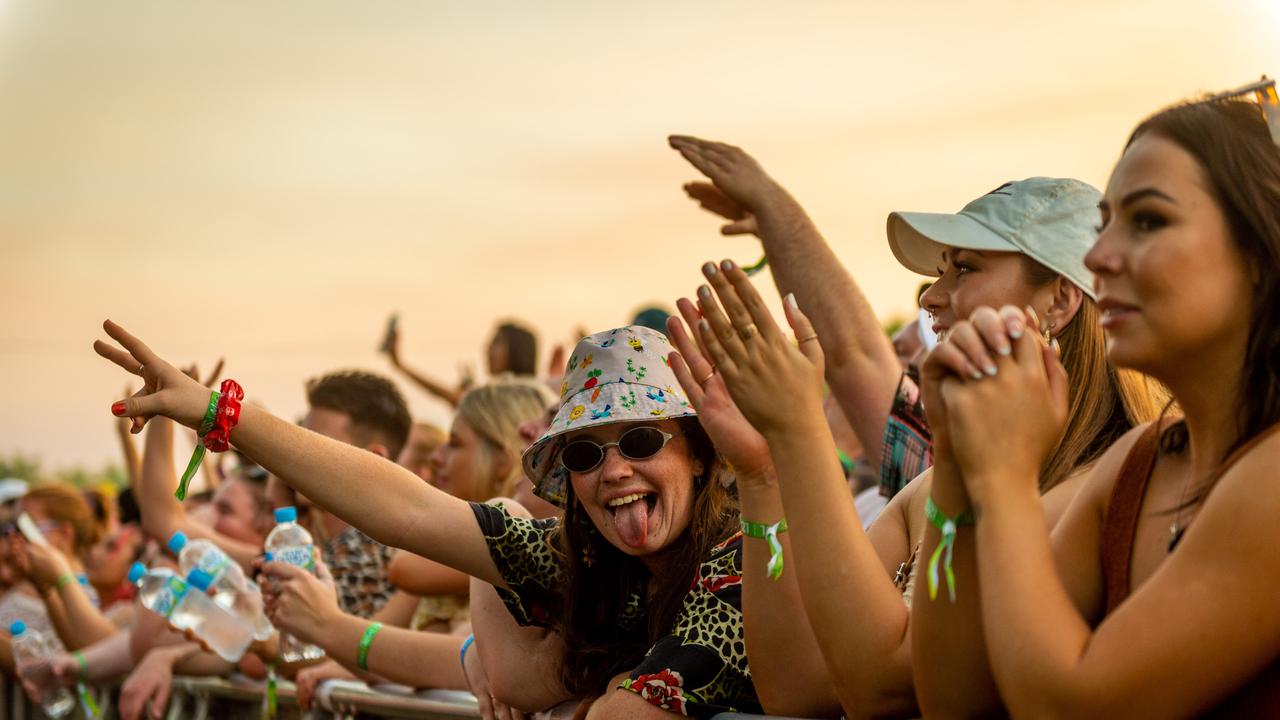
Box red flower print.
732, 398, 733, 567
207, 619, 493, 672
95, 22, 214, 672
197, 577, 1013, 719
627, 669, 688, 714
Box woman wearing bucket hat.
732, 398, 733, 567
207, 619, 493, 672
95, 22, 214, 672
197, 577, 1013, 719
95, 323, 766, 717
669, 137, 1161, 717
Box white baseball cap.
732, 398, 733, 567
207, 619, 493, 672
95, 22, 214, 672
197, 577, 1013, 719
0, 478, 28, 505
887, 177, 1101, 299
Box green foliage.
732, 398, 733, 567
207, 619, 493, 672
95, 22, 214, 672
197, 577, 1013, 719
883, 316, 907, 338
0, 453, 125, 490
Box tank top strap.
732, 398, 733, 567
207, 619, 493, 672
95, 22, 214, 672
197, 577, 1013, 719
1101, 423, 1163, 614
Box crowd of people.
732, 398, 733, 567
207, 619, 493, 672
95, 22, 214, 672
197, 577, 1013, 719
2, 77, 1279, 719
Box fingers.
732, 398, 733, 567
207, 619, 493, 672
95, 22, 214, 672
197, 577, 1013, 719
945, 321, 999, 378
296, 670, 316, 710
259, 560, 305, 581
102, 320, 160, 367
969, 307, 1013, 359
683, 181, 746, 221
782, 294, 824, 367
95, 339, 144, 375
695, 282, 745, 372
715, 259, 783, 344
667, 350, 704, 409
722, 218, 758, 236
152, 680, 171, 720
669, 137, 722, 179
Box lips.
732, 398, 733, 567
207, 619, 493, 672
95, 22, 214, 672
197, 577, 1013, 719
1098, 297, 1140, 329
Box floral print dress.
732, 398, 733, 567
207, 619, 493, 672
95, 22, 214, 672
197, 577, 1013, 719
470, 503, 761, 718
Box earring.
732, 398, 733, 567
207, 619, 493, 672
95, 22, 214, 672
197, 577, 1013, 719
581, 542, 596, 568
1042, 320, 1055, 343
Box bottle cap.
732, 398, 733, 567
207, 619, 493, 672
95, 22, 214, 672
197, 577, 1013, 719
274, 506, 297, 524
167, 531, 189, 555
128, 562, 146, 584
187, 568, 215, 591
9, 620, 25, 636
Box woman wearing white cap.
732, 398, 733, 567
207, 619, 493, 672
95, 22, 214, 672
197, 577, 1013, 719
94, 323, 766, 717
669, 137, 1160, 717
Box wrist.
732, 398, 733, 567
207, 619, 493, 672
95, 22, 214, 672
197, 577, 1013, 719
733, 463, 776, 490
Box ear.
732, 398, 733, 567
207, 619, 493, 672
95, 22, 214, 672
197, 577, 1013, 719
1041, 276, 1085, 338
492, 448, 515, 482
365, 443, 391, 460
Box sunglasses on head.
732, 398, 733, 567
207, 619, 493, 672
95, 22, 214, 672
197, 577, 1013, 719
559, 426, 681, 474
1208, 76, 1280, 146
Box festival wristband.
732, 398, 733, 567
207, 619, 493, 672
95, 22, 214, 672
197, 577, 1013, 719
175, 390, 220, 501
55, 573, 76, 590
74, 651, 88, 679
357, 622, 384, 671
924, 496, 975, 603
739, 516, 787, 580
742, 254, 768, 277
76, 680, 100, 720
203, 379, 244, 454
265, 663, 278, 718
459, 634, 475, 668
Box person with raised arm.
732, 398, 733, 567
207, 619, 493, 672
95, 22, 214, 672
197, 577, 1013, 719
385, 318, 539, 409
919, 84, 1280, 717
97, 323, 769, 717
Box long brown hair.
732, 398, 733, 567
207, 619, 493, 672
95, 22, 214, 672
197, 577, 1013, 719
552, 419, 738, 696
1022, 259, 1165, 490
1127, 99, 1280, 461
23, 483, 104, 557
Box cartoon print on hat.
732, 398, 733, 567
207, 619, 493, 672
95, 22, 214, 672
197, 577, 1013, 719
522, 326, 695, 506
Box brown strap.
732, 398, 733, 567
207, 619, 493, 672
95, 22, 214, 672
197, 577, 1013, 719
1101, 423, 1162, 613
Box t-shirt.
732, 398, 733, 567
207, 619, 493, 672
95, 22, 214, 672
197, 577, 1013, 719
879, 371, 934, 499
320, 525, 395, 618
471, 502, 760, 718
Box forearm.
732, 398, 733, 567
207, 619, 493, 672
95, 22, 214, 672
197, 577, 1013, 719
44, 582, 117, 650
116, 423, 141, 488
766, 416, 914, 717
391, 361, 462, 408
387, 553, 471, 597
170, 643, 234, 677
140, 419, 260, 569
974, 479, 1092, 717
317, 612, 466, 689
909, 459, 1003, 717
738, 470, 840, 717
370, 590, 421, 628
754, 186, 901, 454
75, 630, 137, 680
227, 405, 500, 584
471, 577, 570, 712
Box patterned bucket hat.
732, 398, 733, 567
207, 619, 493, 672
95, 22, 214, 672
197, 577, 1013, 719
521, 325, 696, 506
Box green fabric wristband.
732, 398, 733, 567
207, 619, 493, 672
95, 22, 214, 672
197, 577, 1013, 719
924, 495, 975, 603
55, 573, 76, 590
175, 390, 220, 501
742, 255, 768, 276
739, 516, 787, 580
357, 622, 384, 671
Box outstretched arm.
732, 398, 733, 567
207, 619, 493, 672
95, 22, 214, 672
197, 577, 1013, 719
670, 137, 904, 465
95, 320, 503, 586
385, 323, 463, 408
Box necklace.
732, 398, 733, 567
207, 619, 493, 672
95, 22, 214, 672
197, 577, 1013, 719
1168, 469, 1195, 552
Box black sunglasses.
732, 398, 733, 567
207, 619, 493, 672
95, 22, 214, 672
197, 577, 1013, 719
560, 427, 680, 474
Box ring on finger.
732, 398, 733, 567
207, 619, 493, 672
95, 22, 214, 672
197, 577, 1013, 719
136, 364, 145, 375
738, 323, 759, 342
697, 368, 717, 385
798, 333, 818, 344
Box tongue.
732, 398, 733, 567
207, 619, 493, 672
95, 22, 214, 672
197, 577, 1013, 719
613, 499, 650, 548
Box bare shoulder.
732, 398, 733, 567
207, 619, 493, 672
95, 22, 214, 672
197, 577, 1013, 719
867, 468, 931, 575
1073, 422, 1158, 515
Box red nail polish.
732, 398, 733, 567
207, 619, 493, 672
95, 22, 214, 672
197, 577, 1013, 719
111, 402, 126, 416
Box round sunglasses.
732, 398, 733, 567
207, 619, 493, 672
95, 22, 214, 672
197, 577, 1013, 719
559, 426, 681, 474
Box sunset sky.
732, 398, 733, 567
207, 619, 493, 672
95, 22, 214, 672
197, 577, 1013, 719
2, 0, 1276, 471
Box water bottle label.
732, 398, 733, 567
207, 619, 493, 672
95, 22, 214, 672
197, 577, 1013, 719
196, 551, 231, 579
155, 576, 189, 618
272, 544, 315, 572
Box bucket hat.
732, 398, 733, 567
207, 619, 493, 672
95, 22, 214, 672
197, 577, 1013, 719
887, 177, 1102, 299
521, 326, 694, 506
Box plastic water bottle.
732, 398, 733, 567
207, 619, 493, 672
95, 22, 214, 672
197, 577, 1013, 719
169, 531, 273, 640
263, 506, 325, 662
9, 621, 75, 718
129, 563, 253, 662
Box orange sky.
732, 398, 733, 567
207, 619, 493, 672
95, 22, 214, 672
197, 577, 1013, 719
1, 0, 1275, 470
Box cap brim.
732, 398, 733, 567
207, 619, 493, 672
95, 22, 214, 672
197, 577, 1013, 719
887, 211, 1019, 277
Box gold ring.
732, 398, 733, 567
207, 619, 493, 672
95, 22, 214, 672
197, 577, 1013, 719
798, 333, 818, 344
697, 368, 717, 385
738, 324, 759, 342
136, 364, 146, 375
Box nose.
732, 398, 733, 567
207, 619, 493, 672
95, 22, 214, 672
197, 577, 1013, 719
1084, 226, 1121, 278
428, 445, 446, 471
920, 277, 948, 316
596, 444, 633, 483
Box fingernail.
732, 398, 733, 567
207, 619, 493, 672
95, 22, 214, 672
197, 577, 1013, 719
111, 402, 126, 416
1008, 320, 1024, 339
970, 369, 985, 380
784, 293, 798, 311
702, 262, 717, 276
721, 259, 735, 272
998, 343, 1012, 357
697, 285, 712, 299
1051, 338, 1061, 355
984, 363, 998, 377
699, 319, 711, 333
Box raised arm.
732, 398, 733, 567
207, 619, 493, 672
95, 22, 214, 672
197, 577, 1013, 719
691, 262, 918, 718
14, 540, 117, 650
385, 323, 463, 408
95, 320, 502, 586
386, 551, 470, 597
669, 137, 904, 463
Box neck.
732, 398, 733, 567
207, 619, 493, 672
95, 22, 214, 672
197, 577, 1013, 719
1156, 345, 1246, 478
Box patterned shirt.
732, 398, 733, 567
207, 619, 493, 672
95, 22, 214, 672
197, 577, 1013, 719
320, 525, 395, 618
879, 371, 934, 499
471, 502, 760, 718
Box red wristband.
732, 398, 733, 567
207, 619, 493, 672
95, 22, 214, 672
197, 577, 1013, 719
203, 379, 243, 453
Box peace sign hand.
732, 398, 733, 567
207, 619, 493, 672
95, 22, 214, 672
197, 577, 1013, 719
93, 320, 214, 433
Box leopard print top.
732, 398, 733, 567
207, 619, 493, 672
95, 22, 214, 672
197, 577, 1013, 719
471, 503, 760, 718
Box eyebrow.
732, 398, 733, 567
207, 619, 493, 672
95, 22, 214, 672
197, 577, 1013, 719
940, 249, 986, 262
1099, 187, 1177, 211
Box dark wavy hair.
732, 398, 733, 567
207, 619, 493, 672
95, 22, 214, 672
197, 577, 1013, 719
1129, 99, 1280, 461
306, 370, 412, 459
550, 419, 738, 696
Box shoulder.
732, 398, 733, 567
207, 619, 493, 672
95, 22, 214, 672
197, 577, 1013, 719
1073, 421, 1160, 517
470, 501, 559, 541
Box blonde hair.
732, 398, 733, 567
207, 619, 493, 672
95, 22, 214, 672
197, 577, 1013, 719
457, 379, 554, 499
1024, 261, 1166, 490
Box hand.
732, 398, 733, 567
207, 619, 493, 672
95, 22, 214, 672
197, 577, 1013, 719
17, 653, 78, 702
544, 344, 568, 384
93, 320, 217, 433
669, 136, 785, 228
463, 639, 527, 720
919, 305, 1032, 458
933, 310, 1067, 499
385, 323, 402, 365
295, 658, 356, 711
118, 647, 182, 720
12, 538, 73, 591
258, 557, 339, 645
665, 299, 772, 481
685, 259, 825, 438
